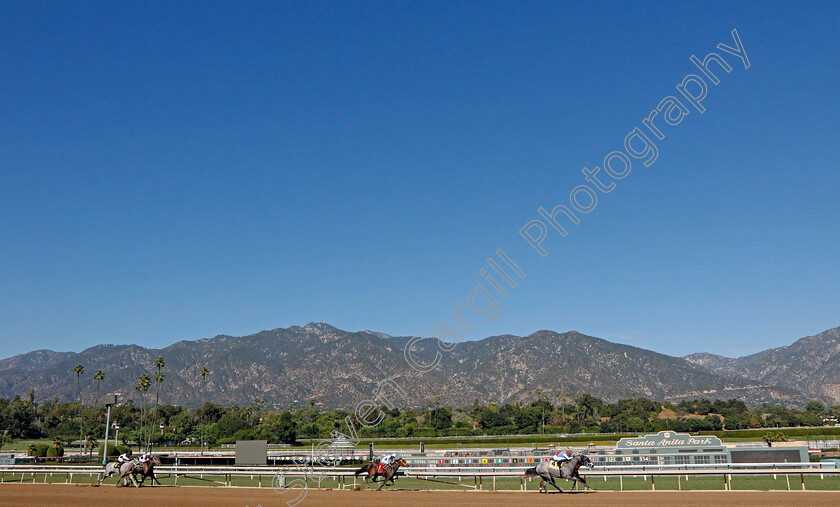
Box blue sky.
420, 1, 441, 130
1, 1, 838, 359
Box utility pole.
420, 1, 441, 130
102, 405, 111, 465
101, 394, 118, 465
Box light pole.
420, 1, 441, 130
113, 422, 120, 447
101, 394, 118, 465
102, 406, 111, 465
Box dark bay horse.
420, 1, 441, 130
136, 455, 162, 486
522, 454, 594, 493
354, 457, 408, 488
376, 457, 408, 490
353, 462, 380, 482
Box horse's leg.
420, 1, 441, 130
547, 475, 563, 493
96, 468, 111, 486
378, 473, 393, 490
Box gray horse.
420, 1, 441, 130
96, 460, 140, 487
522, 454, 594, 493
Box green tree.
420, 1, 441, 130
172, 411, 194, 441
257, 411, 297, 444
763, 431, 786, 447
427, 407, 452, 430
806, 401, 825, 416
215, 412, 248, 439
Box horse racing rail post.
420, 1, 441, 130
1, 462, 839, 491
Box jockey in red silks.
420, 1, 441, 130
377, 453, 396, 474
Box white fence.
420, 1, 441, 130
2, 462, 839, 491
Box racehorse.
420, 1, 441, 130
522, 454, 594, 493
376, 457, 408, 490
353, 457, 407, 485
136, 455, 162, 486
353, 462, 380, 482
96, 460, 139, 487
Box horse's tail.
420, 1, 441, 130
353, 465, 367, 477
522, 466, 538, 479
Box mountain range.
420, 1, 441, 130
0, 323, 837, 409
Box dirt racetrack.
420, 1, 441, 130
2, 484, 840, 506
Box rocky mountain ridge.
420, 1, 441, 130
0, 323, 835, 409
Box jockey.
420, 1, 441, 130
552, 449, 574, 466
377, 453, 397, 474
117, 449, 133, 465
138, 452, 152, 466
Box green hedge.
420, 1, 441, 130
46, 444, 64, 457
28, 443, 50, 457
98, 443, 130, 457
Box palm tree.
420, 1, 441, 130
147, 356, 165, 446
86, 437, 98, 459
73, 364, 84, 451
154, 368, 164, 406
154, 370, 165, 425
136, 373, 151, 447
199, 366, 209, 453
153, 356, 165, 424
93, 370, 104, 404
153, 356, 165, 407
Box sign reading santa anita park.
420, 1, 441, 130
617, 431, 722, 449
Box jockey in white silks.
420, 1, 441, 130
377, 453, 397, 474
117, 450, 133, 466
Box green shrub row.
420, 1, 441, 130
27, 443, 63, 457
98, 443, 131, 457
